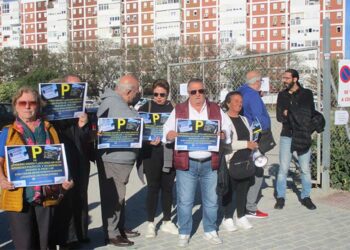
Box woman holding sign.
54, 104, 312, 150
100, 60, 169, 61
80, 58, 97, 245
221, 91, 258, 231
0, 87, 73, 250
138, 79, 178, 238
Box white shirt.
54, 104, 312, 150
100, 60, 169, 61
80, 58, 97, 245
163, 101, 232, 159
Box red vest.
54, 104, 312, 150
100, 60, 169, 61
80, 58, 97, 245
173, 99, 221, 170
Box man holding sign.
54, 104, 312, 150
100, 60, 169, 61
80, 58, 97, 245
163, 78, 232, 247
97, 74, 141, 247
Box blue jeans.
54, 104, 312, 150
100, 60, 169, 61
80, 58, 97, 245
276, 136, 312, 199
176, 159, 218, 235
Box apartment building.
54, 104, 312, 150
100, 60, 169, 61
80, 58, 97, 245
247, 0, 289, 53
0, 0, 21, 48
21, 0, 48, 50
0, 0, 348, 60
97, 0, 121, 48
219, 0, 246, 51
47, 0, 68, 53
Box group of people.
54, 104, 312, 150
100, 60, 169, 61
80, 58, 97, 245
0, 68, 322, 249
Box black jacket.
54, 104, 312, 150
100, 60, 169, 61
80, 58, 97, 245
277, 86, 317, 155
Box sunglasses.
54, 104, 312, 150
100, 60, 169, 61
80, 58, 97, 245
153, 92, 167, 97
189, 89, 205, 95
17, 101, 37, 107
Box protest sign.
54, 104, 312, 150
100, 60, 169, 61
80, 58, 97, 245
97, 118, 143, 149
5, 144, 68, 187
39, 82, 87, 120
175, 119, 220, 151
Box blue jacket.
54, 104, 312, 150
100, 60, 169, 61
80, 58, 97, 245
238, 84, 271, 130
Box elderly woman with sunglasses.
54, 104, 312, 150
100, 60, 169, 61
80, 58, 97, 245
0, 86, 74, 250
138, 79, 178, 238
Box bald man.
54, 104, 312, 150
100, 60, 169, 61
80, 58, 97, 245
97, 75, 141, 247
238, 71, 271, 219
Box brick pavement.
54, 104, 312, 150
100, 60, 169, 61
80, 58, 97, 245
1, 164, 350, 250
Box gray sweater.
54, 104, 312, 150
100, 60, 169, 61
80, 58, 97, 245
97, 88, 139, 164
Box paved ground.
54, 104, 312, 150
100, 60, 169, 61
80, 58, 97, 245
1, 161, 350, 250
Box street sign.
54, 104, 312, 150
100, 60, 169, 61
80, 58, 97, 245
338, 60, 350, 107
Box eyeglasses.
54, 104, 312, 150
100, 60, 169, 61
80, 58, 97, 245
17, 101, 37, 107
153, 92, 166, 98
189, 89, 205, 95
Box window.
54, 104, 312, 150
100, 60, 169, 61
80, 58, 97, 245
205, 34, 209, 40
273, 43, 277, 49
261, 17, 265, 24
253, 18, 257, 24
205, 21, 209, 28
281, 42, 286, 49
193, 10, 197, 16
337, 12, 342, 19
99, 4, 109, 11
260, 43, 265, 49
194, 22, 198, 29
260, 4, 265, 11
273, 30, 278, 37
127, 4, 130, 9
252, 44, 257, 50
273, 3, 278, 10
336, 26, 341, 33
260, 30, 264, 37
253, 5, 257, 11
336, 40, 341, 47
253, 31, 257, 38
281, 29, 286, 37
133, 27, 137, 33
133, 3, 137, 9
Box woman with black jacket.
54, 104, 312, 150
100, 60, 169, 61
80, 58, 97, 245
138, 79, 178, 238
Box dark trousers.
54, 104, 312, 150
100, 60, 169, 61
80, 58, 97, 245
8, 204, 53, 250
144, 156, 175, 222
97, 159, 133, 239
50, 189, 77, 246
222, 176, 252, 218
74, 161, 91, 241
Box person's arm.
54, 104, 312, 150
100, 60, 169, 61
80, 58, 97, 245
276, 92, 288, 123
0, 157, 14, 190
162, 109, 178, 143
220, 110, 232, 144
246, 95, 270, 130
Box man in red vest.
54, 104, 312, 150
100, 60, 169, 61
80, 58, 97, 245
163, 78, 232, 247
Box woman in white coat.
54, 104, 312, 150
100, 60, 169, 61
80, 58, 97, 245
221, 91, 258, 231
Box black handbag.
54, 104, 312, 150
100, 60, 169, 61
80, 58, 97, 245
229, 149, 255, 180
216, 151, 230, 196
259, 129, 276, 154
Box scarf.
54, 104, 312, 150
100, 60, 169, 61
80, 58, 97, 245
15, 117, 51, 205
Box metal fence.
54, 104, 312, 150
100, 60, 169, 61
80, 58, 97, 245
167, 47, 324, 184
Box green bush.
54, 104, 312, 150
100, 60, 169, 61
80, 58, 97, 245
330, 125, 350, 191
0, 82, 19, 102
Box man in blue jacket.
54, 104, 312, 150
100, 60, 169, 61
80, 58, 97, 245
238, 71, 270, 219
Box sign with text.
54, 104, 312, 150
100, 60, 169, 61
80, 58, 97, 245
138, 112, 170, 141
39, 82, 87, 120
175, 119, 220, 151
5, 144, 68, 188
338, 60, 350, 107
97, 118, 143, 149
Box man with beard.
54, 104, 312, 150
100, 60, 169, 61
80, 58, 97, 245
274, 69, 317, 210
97, 75, 141, 246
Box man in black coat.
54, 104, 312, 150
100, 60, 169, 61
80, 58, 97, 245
274, 69, 317, 210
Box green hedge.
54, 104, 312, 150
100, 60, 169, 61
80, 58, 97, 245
0, 82, 19, 102
330, 125, 350, 191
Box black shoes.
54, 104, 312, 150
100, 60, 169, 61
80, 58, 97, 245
123, 229, 141, 238
301, 197, 317, 210
274, 198, 285, 209
105, 236, 134, 247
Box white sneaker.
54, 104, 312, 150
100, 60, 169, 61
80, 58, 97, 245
145, 222, 156, 238
160, 221, 178, 235
236, 216, 253, 230
221, 218, 238, 232
203, 231, 223, 245
178, 234, 190, 247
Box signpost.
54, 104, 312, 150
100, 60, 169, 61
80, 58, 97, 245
338, 60, 350, 107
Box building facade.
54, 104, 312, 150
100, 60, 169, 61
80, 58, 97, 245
0, 0, 347, 60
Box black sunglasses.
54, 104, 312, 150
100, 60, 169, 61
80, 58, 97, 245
189, 89, 205, 95
153, 92, 166, 97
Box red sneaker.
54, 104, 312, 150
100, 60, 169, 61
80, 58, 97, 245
246, 209, 269, 219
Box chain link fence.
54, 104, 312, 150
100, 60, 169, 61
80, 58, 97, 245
167, 47, 323, 184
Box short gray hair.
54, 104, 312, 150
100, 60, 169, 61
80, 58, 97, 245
246, 76, 261, 85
